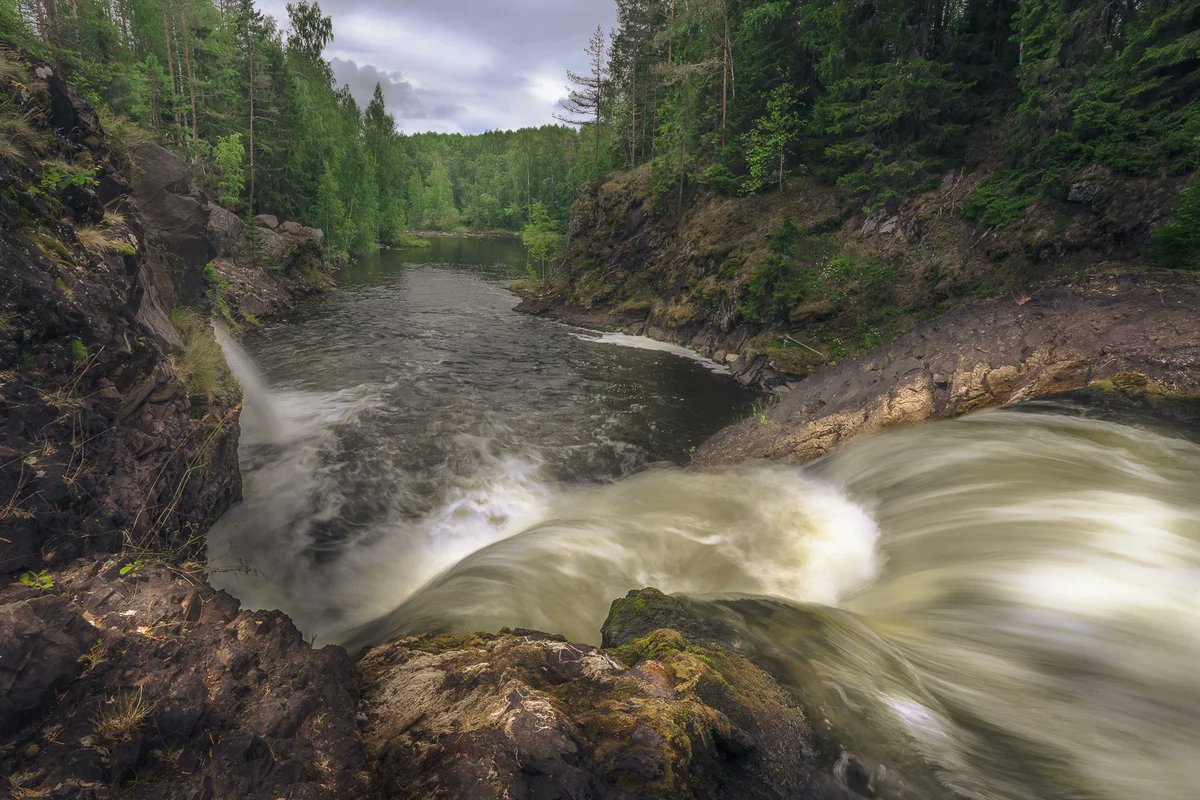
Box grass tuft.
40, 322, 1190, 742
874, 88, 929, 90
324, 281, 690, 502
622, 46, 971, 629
93, 688, 154, 741
168, 308, 239, 404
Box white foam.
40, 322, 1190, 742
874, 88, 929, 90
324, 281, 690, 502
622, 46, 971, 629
572, 330, 731, 373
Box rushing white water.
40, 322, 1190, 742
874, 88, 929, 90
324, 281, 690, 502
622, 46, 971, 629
208, 244, 1200, 800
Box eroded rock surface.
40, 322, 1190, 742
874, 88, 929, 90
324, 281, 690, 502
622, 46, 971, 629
696, 272, 1200, 464
359, 623, 818, 799
0, 560, 371, 799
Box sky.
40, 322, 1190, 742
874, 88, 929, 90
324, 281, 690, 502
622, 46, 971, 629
256, 0, 618, 135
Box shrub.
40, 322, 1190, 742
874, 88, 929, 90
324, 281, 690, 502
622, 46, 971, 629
1152, 178, 1200, 271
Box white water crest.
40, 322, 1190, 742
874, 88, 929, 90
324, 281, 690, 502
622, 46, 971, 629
571, 329, 732, 373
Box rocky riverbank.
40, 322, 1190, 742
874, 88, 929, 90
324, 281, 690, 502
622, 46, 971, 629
696, 270, 1200, 464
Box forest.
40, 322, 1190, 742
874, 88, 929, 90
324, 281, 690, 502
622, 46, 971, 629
3, 0, 1198, 265
590, 0, 1198, 232
1, 0, 588, 254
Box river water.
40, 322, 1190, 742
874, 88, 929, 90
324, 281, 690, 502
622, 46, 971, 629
209, 236, 1200, 800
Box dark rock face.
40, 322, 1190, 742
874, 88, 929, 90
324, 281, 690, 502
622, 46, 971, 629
131, 142, 217, 306
696, 271, 1200, 465
0, 54, 240, 575
0, 560, 371, 799
358, 620, 820, 799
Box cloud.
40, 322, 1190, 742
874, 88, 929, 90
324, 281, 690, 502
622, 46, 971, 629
255, 0, 616, 134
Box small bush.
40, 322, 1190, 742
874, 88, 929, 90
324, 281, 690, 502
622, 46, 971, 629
962, 171, 1034, 227
168, 308, 239, 404
1152, 178, 1200, 271
70, 338, 87, 361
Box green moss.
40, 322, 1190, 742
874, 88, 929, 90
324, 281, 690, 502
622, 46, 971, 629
54, 277, 75, 301
70, 338, 87, 362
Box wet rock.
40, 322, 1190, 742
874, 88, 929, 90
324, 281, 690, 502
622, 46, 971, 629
359, 623, 817, 799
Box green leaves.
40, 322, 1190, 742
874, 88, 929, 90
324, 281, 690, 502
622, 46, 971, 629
18, 569, 54, 592
521, 202, 566, 283
214, 133, 247, 209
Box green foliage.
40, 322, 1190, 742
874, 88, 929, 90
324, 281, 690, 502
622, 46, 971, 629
38, 162, 99, 194
70, 338, 87, 362
742, 83, 802, 193
214, 133, 247, 209
18, 569, 54, 591
963, 171, 1036, 227
119, 559, 145, 577
521, 201, 566, 282
1152, 178, 1200, 270
739, 220, 893, 324
740, 221, 833, 322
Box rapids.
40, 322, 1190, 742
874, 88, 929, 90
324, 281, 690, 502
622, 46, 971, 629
209, 238, 1200, 800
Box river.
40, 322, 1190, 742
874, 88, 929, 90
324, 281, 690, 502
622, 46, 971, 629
209, 236, 1200, 800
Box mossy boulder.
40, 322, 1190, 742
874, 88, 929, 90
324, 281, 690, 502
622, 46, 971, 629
359, 598, 825, 799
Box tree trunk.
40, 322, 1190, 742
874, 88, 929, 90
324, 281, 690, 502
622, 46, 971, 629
181, 2, 200, 151
248, 47, 256, 209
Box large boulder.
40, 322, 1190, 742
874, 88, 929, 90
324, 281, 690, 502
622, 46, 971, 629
131, 142, 216, 304
208, 203, 246, 258
359, 620, 820, 799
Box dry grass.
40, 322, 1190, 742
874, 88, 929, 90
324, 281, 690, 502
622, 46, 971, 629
76, 224, 135, 257
0, 106, 40, 161
78, 638, 109, 674
0, 50, 26, 85
169, 308, 240, 404
102, 208, 127, 228
93, 688, 154, 741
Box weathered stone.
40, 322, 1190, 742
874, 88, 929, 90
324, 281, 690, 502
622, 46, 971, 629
255, 213, 280, 229
208, 203, 246, 257
359, 620, 818, 799
696, 272, 1200, 465
131, 142, 216, 303
0, 561, 371, 800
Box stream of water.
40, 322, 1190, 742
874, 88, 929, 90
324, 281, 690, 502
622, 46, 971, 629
209, 236, 1200, 800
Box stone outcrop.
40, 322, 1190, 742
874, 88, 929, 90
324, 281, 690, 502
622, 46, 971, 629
131, 142, 216, 306
357, 596, 824, 799
0, 560, 371, 799
0, 51, 240, 574
695, 271, 1200, 465
206, 204, 333, 325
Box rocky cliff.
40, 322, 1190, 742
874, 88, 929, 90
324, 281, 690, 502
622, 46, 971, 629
0, 50, 240, 573
518, 147, 1191, 393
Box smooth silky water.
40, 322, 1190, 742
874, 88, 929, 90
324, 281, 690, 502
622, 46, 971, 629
209, 236, 1200, 800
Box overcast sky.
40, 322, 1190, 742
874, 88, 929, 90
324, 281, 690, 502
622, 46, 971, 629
255, 0, 617, 134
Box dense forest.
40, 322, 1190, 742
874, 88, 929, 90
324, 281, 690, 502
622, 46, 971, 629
565, 0, 1197, 268
593, 0, 1198, 211
0, 0, 587, 253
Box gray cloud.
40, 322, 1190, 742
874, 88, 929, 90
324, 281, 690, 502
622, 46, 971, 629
257, 0, 618, 134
